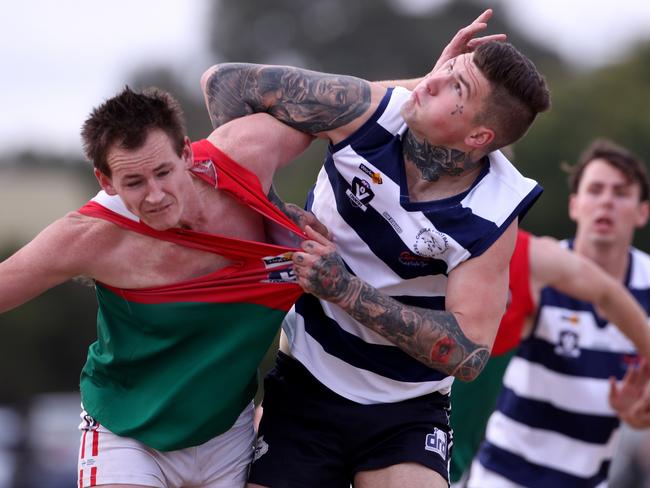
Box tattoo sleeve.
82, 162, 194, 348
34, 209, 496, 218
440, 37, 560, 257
402, 130, 480, 182
203, 63, 371, 134
304, 251, 490, 380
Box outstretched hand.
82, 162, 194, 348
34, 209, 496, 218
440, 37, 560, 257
432, 9, 507, 73
292, 225, 352, 303
609, 359, 650, 428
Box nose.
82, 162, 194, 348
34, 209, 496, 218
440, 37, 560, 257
144, 180, 165, 204
423, 72, 449, 95
597, 188, 616, 208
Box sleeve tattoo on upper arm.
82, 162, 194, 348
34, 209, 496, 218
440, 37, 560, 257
205, 64, 371, 133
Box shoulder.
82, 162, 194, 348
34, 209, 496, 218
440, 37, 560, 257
630, 247, 650, 288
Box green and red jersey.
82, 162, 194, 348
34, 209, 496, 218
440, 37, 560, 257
77, 140, 304, 451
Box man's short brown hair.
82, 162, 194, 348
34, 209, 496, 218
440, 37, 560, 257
473, 41, 551, 152
81, 86, 187, 176
565, 138, 649, 202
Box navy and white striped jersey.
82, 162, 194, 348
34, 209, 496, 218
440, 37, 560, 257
282, 87, 543, 405
470, 244, 650, 488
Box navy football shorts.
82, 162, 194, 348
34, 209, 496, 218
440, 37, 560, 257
248, 352, 453, 487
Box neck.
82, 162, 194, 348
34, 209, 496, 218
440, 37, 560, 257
402, 130, 482, 182
178, 176, 209, 231
402, 130, 483, 200
573, 234, 631, 282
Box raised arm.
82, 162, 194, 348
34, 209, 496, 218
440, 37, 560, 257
376, 8, 506, 90
529, 235, 650, 359
201, 63, 383, 144
292, 222, 516, 381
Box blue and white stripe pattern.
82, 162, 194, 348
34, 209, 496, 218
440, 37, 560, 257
283, 87, 543, 405
470, 244, 650, 487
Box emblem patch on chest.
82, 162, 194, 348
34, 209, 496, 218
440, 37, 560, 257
554, 329, 581, 358
346, 177, 375, 211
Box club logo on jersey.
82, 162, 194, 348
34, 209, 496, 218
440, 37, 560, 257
414, 228, 449, 257
253, 435, 269, 462
191, 159, 218, 187
382, 211, 403, 234
359, 163, 383, 184
263, 268, 297, 283
262, 252, 294, 269
554, 329, 581, 358
424, 428, 448, 459
346, 177, 375, 211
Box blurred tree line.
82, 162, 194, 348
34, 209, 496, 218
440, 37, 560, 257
1, 0, 649, 406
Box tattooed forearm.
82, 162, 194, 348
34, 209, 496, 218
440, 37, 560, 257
302, 252, 490, 380
402, 131, 480, 182
204, 63, 371, 133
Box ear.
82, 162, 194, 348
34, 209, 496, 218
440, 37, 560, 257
182, 136, 193, 169
568, 193, 578, 222
464, 126, 495, 149
94, 168, 118, 195
635, 200, 650, 228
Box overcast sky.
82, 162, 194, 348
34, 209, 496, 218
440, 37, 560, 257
2, 0, 650, 156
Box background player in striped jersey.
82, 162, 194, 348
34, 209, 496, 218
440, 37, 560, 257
202, 9, 550, 488
449, 229, 650, 485
468, 139, 650, 488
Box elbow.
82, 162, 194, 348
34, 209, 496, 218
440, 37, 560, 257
200, 64, 222, 95
450, 347, 490, 382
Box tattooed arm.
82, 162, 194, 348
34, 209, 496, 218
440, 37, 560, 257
293, 222, 516, 381
201, 63, 385, 144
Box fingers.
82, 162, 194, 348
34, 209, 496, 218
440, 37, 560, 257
473, 8, 493, 24
608, 376, 619, 405
304, 225, 333, 246
466, 34, 507, 49
304, 215, 332, 240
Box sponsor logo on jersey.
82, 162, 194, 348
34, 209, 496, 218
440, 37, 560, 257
382, 211, 403, 234
262, 252, 294, 269
561, 314, 580, 325
345, 177, 375, 211
359, 163, 383, 184
554, 329, 581, 358
425, 428, 448, 459
263, 269, 297, 283
414, 228, 449, 257
398, 251, 432, 267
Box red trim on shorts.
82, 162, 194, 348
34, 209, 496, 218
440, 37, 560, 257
79, 469, 83, 488
80, 430, 87, 459
92, 429, 99, 457
90, 466, 97, 487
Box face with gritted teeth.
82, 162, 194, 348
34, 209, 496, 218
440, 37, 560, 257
569, 158, 649, 247
95, 129, 194, 230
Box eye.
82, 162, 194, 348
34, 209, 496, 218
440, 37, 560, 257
156, 169, 171, 178
454, 82, 462, 95
125, 181, 142, 188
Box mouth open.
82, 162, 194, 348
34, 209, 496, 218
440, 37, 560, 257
594, 216, 614, 231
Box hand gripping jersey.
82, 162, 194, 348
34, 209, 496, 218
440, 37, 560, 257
77, 140, 304, 451
450, 230, 534, 482
282, 87, 543, 405
472, 243, 650, 488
